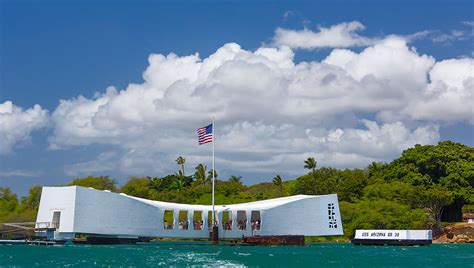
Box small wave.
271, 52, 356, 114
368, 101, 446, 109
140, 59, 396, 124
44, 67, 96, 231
170, 251, 246, 267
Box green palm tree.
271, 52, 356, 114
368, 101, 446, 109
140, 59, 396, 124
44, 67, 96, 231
368, 161, 385, 177
207, 169, 218, 181
304, 157, 318, 193
170, 177, 185, 192
175, 170, 185, 179
175, 156, 186, 177
304, 157, 317, 174
273, 175, 283, 195
149, 176, 164, 191
194, 164, 208, 185
229, 175, 242, 184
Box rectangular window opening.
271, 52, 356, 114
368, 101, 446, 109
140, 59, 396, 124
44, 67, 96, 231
178, 210, 189, 230
222, 211, 232, 230
163, 210, 174, 230
193, 211, 203, 230
237, 210, 247, 230
251, 211, 261, 231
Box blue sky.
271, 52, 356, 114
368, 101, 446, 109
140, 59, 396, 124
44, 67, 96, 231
1, 0, 473, 195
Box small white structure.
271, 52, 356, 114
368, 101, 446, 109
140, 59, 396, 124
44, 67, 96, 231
353, 230, 432, 246
354, 230, 432, 240
36, 186, 343, 240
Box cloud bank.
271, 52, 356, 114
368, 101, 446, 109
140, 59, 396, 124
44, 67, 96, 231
2, 21, 472, 179
0, 101, 49, 154
47, 35, 472, 177
273, 20, 474, 50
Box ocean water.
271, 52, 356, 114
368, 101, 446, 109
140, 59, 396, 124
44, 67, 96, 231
0, 242, 472, 267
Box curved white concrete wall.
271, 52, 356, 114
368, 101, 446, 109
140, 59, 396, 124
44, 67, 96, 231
74, 187, 161, 237
36, 186, 344, 239
260, 195, 342, 236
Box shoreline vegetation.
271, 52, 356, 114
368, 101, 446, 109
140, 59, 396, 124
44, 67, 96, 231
1, 141, 473, 243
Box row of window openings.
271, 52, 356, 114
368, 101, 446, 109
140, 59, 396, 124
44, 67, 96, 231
163, 210, 261, 231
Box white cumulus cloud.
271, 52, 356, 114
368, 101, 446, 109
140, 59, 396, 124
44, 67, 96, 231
402, 58, 474, 123
46, 34, 472, 178
0, 101, 49, 154
273, 21, 378, 49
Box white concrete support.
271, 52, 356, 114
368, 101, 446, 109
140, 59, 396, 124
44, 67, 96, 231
231, 211, 237, 230
203, 210, 209, 232
246, 210, 252, 236
173, 210, 179, 230
187, 211, 192, 231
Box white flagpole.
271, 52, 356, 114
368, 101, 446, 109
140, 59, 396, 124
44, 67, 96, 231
211, 118, 215, 227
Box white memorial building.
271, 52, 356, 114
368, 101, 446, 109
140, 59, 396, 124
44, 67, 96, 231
35, 186, 343, 240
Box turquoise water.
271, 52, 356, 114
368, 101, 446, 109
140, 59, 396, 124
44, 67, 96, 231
0, 242, 472, 267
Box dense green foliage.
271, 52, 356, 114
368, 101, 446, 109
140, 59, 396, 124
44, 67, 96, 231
1, 141, 472, 238
0, 186, 42, 224
67, 176, 117, 191
340, 200, 428, 237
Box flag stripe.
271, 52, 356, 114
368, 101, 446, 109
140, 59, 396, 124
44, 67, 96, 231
197, 123, 213, 145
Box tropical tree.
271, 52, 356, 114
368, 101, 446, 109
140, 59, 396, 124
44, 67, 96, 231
175, 170, 185, 180
149, 176, 164, 191
229, 175, 242, 184
20, 185, 42, 210
208, 169, 218, 181
375, 141, 473, 222
0, 187, 19, 221
418, 185, 454, 235
175, 156, 186, 177
273, 175, 283, 195
304, 157, 317, 174
335, 169, 368, 202
67, 176, 117, 191
120, 177, 151, 198
340, 200, 427, 237
367, 162, 386, 177
1, 185, 46, 223
174, 171, 193, 187
171, 177, 186, 192
194, 164, 208, 185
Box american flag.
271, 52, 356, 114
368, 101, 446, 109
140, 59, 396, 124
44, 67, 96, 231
197, 124, 213, 145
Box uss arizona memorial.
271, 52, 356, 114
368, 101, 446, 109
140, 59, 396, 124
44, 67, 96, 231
33, 122, 341, 242
35, 186, 343, 241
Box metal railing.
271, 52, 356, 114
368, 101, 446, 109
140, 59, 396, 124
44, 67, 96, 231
35, 222, 59, 229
